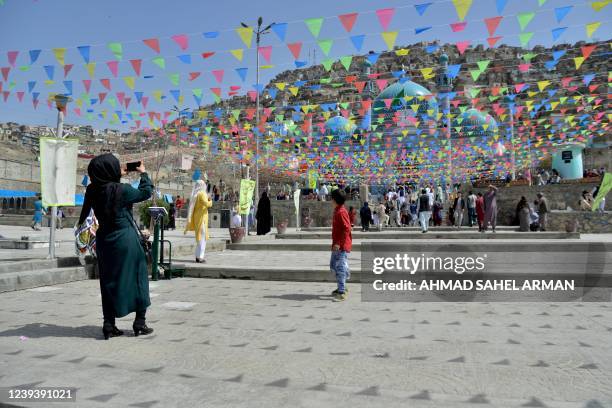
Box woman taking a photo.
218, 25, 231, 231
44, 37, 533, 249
78, 154, 154, 340
184, 179, 213, 263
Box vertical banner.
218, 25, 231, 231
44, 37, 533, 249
40, 137, 78, 207
239, 179, 256, 215
308, 170, 317, 189
294, 189, 301, 230
181, 154, 194, 170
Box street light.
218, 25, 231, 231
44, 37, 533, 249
48, 94, 72, 259
240, 17, 275, 199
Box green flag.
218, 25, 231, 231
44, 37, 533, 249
592, 173, 611, 211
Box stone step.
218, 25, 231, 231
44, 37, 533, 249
0, 257, 82, 274
0, 266, 90, 292
302, 226, 517, 232
278, 231, 580, 240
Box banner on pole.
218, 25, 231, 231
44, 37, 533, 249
40, 137, 78, 207
239, 179, 256, 215
294, 189, 301, 230
592, 172, 611, 211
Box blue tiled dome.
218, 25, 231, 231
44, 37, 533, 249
324, 115, 356, 139
373, 80, 438, 119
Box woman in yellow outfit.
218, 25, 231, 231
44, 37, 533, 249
184, 180, 213, 263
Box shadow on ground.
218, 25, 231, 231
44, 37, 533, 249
0, 323, 104, 340
263, 294, 331, 301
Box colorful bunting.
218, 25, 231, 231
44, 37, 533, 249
381, 31, 398, 50
108, 42, 122, 60
305, 17, 324, 38
338, 12, 358, 32
375, 8, 395, 30
452, 0, 473, 22
171, 34, 189, 50
143, 38, 161, 53
236, 26, 253, 48
414, 3, 432, 16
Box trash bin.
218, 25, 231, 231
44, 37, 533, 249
209, 212, 221, 228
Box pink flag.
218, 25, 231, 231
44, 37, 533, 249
212, 70, 224, 83
338, 12, 358, 32
1, 67, 10, 82
247, 90, 257, 102
376, 8, 395, 30
98, 92, 107, 104
116, 92, 125, 106
83, 80, 92, 93
16, 91, 24, 102
450, 22, 467, 32
106, 61, 119, 78
141, 96, 149, 109
456, 40, 470, 54
518, 63, 531, 72
258, 46, 272, 63
171, 34, 189, 50
100, 78, 111, 90
376, 79, 388, 91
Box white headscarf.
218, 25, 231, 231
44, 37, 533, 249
187, 180, 207, 223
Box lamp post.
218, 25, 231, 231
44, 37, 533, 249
48, 94, 71, 259
436, 54, 453, 186
504, 92, 517, 180
241, 17, 274, 200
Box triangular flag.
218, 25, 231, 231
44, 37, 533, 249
168, 73, 180, 86
63, 64, 73, 78
456, 40, 470, 54
305, 17, 324, 38
129, 59, 142, 76
452, 0, 473, 21
143, 38, 160, 53
123, 77, 135, 90
236, 26, 254, 48
573, 57, 585, 69
414, 3, 432, 16
451, 22, 467, 32
271, 23, 288, 41
258, 45, 272, 63
586, 22, 601, 38
517, 12, 535, 31
551, 27, 567, 41
52, 48, 66, 66
85, 62, 96, 78
230, 49, 244, 61
338, 12, 358, 32
235, 67, 248, 82
317, 39, 333, 56
28, 50, 41, 65
581, 44, 597, 59
487, 37, 502, 47
108, 42, 122, 60
287, 42, 302, 59
496, 0, 508, 13
350, 35, 365, 51
339, 56, 353, 71
381, 31, 398, 50
484, 16, 502, 36
152, 56, 165, 69
376, 8, 395, 30
106, 61, 119, 77
211, 69, 224, 83
519, 32, 534, 47
188, 72, 201, 81
554, 6, 573, 23
6, 50, 19, 67
171, 34, 189, 50
591, 1, 609, 12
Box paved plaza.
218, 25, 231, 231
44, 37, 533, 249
1, 277, 611, 407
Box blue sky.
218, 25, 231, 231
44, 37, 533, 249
0, 0, 608, 130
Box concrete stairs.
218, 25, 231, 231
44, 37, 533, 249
0, 257, 91, 293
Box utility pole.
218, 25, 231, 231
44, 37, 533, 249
241, 17, 274, 200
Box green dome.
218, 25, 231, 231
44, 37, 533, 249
373, 80, 438, 118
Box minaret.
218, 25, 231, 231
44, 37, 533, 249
436, 53, 453, 185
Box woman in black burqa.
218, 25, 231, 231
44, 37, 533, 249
256, 191, 272, 235
78, 154, 154, 339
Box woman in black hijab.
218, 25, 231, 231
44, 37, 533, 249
78, 154, 154, 339
256, 191, 272, 235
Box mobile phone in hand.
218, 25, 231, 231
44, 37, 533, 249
126, 161, 142, 172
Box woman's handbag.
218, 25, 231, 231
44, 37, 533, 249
127, 211, 153, 264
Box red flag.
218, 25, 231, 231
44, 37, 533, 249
486, 36, 501, 47
338, 12, 358, 32
63, 64, 73, 78
484, 16, 503, 36
188, 72, 201, 81
581, 44, 596, 59
202, 52, 215, 59
143, 38, 161, 53
100, 78, 111, 90
130, 59, 142, 76
287, 42, 302, 60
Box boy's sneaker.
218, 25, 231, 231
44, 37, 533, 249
331, 287, 349, 296
333, 292, 347, 301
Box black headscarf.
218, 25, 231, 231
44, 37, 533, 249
85, 154, 123, 223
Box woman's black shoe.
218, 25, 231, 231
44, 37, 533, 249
133, 324, 154, 337
103, 325, 124, 340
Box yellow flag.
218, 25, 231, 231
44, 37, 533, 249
395, 48, 410, 56
230, 49, 244, 61
420, 67, 435, 79
381, 31, 398, 50
537, 80, 550, 91
591, 1, 610, 12
85, 62, 96, 78
289, 87, 299, 96
239, 179, 256, 215
52, 48, 66, 66
276, 82, 286, 90
153, 90, 162, 102
236, 26, 254, 48
452, 0, 473, 21
586, 21, 601, 38
573, 56, 585, 69
123, 77, 135, 90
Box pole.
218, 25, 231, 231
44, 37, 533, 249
509, 104, 516, 180
48, 109, 64, 259
244, 165, 250, 235
255, 29, 261, 202
446, 94, 452, 185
